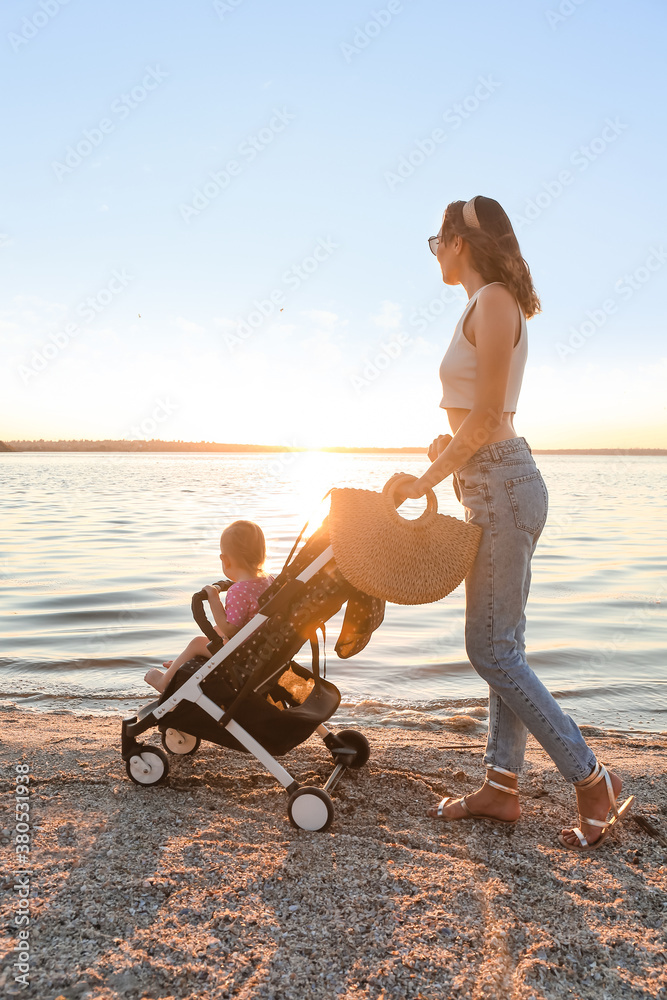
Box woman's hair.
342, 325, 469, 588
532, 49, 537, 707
220, 520, 266, 571
440, 196, 541, 319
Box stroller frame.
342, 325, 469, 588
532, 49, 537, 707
121, 542, 371, 831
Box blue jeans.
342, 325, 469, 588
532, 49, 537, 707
453, 437, 596, 783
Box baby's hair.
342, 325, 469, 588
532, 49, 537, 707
220, 520, 266, 571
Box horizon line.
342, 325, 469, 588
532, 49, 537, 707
3, 439, 667, 456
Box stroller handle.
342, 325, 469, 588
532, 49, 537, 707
191, 580, 232, 642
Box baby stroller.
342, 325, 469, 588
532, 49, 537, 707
121, 517, 385, 832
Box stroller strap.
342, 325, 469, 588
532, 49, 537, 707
308, 622, 327, 691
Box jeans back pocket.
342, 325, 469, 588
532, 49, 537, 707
505, 473, 548, 534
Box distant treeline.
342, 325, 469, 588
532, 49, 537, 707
4, 439, 425, 454
5, 439, 300, 453
3, 440, 667, 455
532, 449, 667, 455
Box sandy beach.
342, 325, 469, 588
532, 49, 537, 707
1, 708, 665, 1000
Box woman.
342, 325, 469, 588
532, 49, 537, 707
393, 196, 633, 851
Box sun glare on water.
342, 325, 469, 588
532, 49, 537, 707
278, 448, 429, 541
281, 450, 341, 538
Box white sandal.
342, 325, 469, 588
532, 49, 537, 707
431, 764, 520, 826
557, 761, 635, 852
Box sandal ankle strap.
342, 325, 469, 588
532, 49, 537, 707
484, 778, 520, 796
574, 761, 605, 789
487, 764, 518, 779
575, 761, 622, 823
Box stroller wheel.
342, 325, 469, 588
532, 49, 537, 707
287, 787, 334, 832
334, 729, 371, 769
126, 746, 169, 786
161, 728, 201, 756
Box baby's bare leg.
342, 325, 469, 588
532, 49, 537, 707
144, 636, 210, 692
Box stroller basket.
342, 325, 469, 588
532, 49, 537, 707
121, 519, 384, 831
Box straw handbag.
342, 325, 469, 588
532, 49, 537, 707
328, 473, 482, 605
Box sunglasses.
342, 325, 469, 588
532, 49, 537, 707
428, 235, 440, 256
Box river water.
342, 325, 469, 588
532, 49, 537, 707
1, 451, 665, 735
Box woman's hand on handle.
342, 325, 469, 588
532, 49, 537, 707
393, 435, 455, 504
392, 435, 454, 506
427, 434, 452, 463
392, 475, 425, 507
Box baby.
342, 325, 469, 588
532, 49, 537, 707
144, 520, 274, 694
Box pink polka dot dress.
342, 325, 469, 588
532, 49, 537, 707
224, 576, 275, 628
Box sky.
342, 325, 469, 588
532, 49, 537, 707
1, 0, 666, 450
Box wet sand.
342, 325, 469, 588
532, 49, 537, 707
0, 708, 665, 1000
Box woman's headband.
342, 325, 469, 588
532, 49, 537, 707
462, 197, 481, 229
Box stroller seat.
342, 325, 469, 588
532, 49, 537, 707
156, 655, 342, 758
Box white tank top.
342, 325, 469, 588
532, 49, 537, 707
439, 282, 527, 412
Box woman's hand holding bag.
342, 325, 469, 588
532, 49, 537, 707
328, 473, 482, 605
